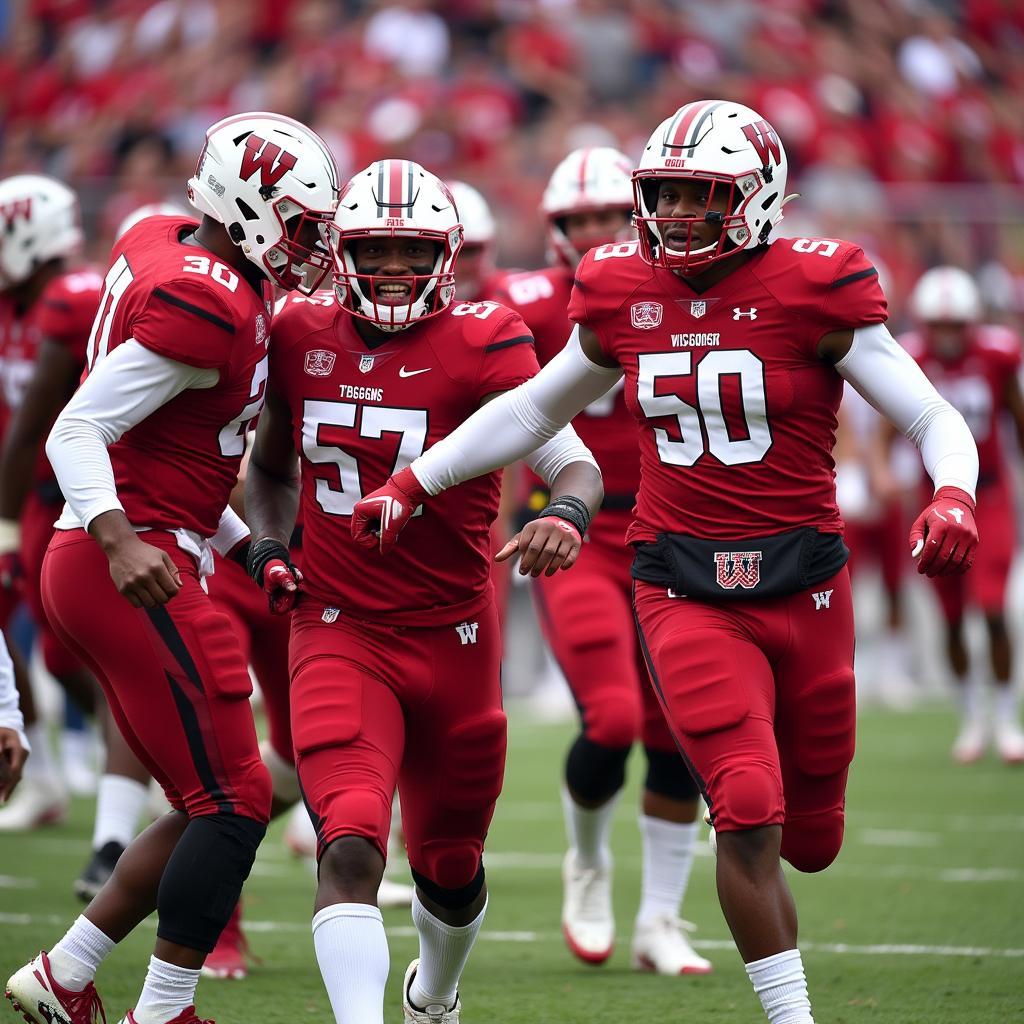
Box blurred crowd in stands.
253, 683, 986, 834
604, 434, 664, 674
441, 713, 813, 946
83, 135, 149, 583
3, 0, 1024, 325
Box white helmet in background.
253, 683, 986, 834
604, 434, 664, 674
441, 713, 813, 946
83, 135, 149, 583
330, 159, 463, 332
910, 266, 981, 323
0, 174, 82, 289
634, 100, 789, 275
115, 202, 191, 240
541, 147, 633, 268
187, 111, 340, 293
448, 181, 494, 246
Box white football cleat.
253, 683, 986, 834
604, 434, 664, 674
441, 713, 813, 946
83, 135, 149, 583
402, 958, 461, 1022
6, 951, 106, 1024
0, 775, 68, 832
561, 849, 614, 964
952, 716, 987, 764
994, 718, 1024, 765
632, 915, 713, 975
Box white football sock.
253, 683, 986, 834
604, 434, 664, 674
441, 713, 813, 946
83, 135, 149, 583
312, 903, 389, 1024
408, 892, 486, 1010
23, 723, 59, 781
745, 948, 815, 1024
636, 815, 698, 925
993, 684, 1020, 724
955, 672, 984, 721
48, 915, 115, 991
132, 956, 200, 1024
92, 774, 148, 850
562, 785, 618, 870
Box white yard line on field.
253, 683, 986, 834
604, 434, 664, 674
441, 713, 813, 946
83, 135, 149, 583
0, 876, 37, 888
858, 829, 942, 847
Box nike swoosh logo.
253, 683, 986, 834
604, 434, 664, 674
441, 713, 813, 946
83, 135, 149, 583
398, 366, 431, 378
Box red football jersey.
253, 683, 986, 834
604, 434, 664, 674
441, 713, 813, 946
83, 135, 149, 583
902, 325, 1021, 486
269, 293, 538, 625
0, 267, 102, 480
84, 215, 274, 536
569, 237, 888, 543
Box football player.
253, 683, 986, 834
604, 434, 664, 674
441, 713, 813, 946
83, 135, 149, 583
245, 158, 601, 1024
5, 112, 340, 1024
897, 267, 1024, 763
446, 181, 510, 302
353, 102, 980, 1024
494, 148, 709, 974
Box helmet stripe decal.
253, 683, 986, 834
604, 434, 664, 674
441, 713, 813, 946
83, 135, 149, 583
663, 101, 708, 155
407, 160, 415, 213
376, 161, 386, 218
684, 101, 725, 152
388, 160, 404, 216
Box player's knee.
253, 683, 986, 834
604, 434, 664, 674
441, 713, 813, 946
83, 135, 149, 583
411, 859, 485, 909
643, 745, 699, 801
713, 763, 783, 831
583, 688, 641, 749
260, 739, 299, 805
318, 834, 386, 896
565, 734, 631, 802
781, 811, 844, 873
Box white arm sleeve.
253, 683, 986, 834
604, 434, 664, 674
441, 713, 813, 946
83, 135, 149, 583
0, 631, 27, 750
45, 341, 218, 530
209, 504, 250, 556
836, 322, 979, 500
413, 327, 621, 494
521, 424, 600, 486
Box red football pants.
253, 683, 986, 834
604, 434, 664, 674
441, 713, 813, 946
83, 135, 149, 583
206, 553, 293, 762
289, 599, 506, 891
534, 528, 676, 753
41, 529, 271, 822
633, 568, 856, 873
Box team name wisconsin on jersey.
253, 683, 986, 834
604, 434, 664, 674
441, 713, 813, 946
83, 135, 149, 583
83, 215, 273, 536
270, 293, 538, 625
569, 237, 887, 542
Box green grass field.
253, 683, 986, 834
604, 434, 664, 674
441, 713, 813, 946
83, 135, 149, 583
2, 707, 1023, 1023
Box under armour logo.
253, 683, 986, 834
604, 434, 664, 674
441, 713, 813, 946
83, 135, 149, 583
812, 589, 833, 610
733, 307, 758, 320
455, 621, 479, 645
947, 507, 965, 524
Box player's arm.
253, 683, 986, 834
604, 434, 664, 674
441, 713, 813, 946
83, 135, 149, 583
45, 340, 218, 607
244, 380, 302, 614
0, 628, 30, 804
352, 325, 620, 552
819, 324, 979, 577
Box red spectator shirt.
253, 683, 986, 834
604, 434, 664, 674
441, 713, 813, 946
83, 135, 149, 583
0, 267, 102, 482
84, 215, 273, 536
568, 237, 888, 544
269, 292, 538, 625
495, 264, 640, 547
902, 325, 1021, 488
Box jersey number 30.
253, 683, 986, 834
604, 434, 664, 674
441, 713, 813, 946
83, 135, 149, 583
637, 349, 773, 466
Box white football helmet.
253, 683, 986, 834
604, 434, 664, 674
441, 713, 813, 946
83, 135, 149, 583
330, 159, 463, 331
634, 100, 789, 275
910, 266, 981, 323
187, 111, 340, 293
0, 175, 82, 290
541, 147, 634, 268
115, 202, 191, 240
448, 181, 494, 246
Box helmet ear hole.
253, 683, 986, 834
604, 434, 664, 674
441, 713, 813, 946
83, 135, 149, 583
228, 223, 246, 243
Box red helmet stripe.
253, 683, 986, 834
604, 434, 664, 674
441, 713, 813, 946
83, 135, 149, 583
388, 160, 404, 215
664, 101, 709, 154
577, 148, 592, 198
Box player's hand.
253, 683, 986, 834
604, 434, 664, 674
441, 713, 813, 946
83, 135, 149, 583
496, 516, 583, 577
247, 538, 303, 615
351, 467, 429, 554
106, 534, 183, 608
909, 486, 978, 577
0, 728, 29, 803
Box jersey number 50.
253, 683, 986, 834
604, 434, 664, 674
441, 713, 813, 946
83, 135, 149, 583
637, 349, 773, 466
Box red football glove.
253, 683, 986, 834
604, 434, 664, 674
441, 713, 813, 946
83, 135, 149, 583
351, 466, 429, 554
246, 538, 303, 615
909, 486, 978, 577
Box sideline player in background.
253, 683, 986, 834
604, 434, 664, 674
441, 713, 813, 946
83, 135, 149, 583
353, 102, 979, 1024
896, 267, 1024, 763
0, 176, 153, 904
247, 159, 601, 1024
5, 112, 340, 1024
495, 148, 709, 974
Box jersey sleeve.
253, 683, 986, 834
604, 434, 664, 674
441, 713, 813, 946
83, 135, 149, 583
35, 274, 102, 356
475, 308, 539, 399
131, 276, 239, 370
568, 243, 642, 362
815, 243, 888, 332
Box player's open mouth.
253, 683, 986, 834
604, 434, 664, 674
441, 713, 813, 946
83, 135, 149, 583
372, 280, 411, 305
665, 227, 699, 250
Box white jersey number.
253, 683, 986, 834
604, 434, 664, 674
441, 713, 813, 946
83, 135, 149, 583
218, 354, 269, 457
637, 349, 773, 467
302, 400, 429, 516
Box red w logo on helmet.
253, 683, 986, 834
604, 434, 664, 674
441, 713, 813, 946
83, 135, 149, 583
741, 120, 782, 168
239, 135, 298, 190
0, 198, 32, 230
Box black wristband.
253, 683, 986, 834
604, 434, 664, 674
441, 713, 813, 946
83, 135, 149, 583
538, 494, 591, 538
246, 537, 291, 587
